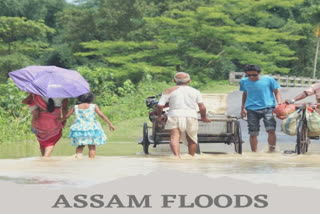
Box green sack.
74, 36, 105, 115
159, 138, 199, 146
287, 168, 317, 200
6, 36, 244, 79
306, 109, 320, 136
281, 109, 302, 136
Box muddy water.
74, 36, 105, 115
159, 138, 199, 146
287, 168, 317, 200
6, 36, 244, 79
0, 141, 320, 189
1, 89, 320, 189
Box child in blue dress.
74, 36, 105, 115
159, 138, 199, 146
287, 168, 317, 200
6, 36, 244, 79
60, 93, 115, 158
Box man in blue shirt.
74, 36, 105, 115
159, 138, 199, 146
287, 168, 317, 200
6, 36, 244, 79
240, 64, 282, 152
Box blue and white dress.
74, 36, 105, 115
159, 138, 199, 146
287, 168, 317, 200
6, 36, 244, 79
69, 104, 107, 146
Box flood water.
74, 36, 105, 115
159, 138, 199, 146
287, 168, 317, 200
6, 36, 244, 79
0, 141, 320, 189
1, 88, 320, 189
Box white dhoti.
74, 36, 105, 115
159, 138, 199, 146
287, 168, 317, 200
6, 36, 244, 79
165, 117, 198, 146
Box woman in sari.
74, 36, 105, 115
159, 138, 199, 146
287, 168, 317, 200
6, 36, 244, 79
23, 94, 68, 157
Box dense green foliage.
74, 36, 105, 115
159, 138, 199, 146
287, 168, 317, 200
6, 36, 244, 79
2, 0, 320, 79
2, 0, 320, 144
0, 17, 55, 80
0, 80, 34, 142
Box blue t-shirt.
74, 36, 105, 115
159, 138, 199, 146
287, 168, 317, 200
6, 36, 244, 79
240, 76, 280, 110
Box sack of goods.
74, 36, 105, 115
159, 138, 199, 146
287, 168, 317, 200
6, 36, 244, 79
305, 108, 320, 136
273, 103, 296, 120
281, 109, 302, 135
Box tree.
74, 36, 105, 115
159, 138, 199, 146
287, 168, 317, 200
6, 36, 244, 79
95, 0, 145, 40
0, 17, 55, 77
0, 0, 66, 28
75, 0, 306, 84
0, 0, 23, 17
56, 8, 98, 52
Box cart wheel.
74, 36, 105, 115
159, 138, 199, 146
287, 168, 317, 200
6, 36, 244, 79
234, 121, 242, 154
296, 119, 309, 155
142, 122, 150, 154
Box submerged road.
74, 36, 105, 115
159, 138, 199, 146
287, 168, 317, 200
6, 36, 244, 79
151, 87, 320, 154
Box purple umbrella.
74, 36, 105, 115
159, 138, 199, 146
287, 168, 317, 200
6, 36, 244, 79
8, 65, 90, 98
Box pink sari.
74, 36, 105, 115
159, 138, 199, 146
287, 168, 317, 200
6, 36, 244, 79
33, 95, 63, 149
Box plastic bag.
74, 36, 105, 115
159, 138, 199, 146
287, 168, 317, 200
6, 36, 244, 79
273, 103, 296, 120
306, 107, 320, 136
281, 109, 302, 136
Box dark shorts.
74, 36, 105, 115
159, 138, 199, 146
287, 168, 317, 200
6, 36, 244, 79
247, 107, 276, 136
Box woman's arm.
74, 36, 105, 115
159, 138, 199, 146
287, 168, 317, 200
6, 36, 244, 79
60, 106, 74, 121
95, 105, 115, 131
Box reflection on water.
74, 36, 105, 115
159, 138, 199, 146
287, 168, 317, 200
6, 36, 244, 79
1, 144, 320, 189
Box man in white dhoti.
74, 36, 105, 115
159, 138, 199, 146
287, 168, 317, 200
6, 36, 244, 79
157, 72, 211, 158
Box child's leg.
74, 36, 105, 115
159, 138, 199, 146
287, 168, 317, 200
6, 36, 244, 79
88, 145, 96, 158
76, 145, 85, 155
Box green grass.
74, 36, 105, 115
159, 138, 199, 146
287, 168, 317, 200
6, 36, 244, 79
104, 117, 151, 142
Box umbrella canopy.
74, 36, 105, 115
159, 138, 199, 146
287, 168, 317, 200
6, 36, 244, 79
9, 65, 90, 98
